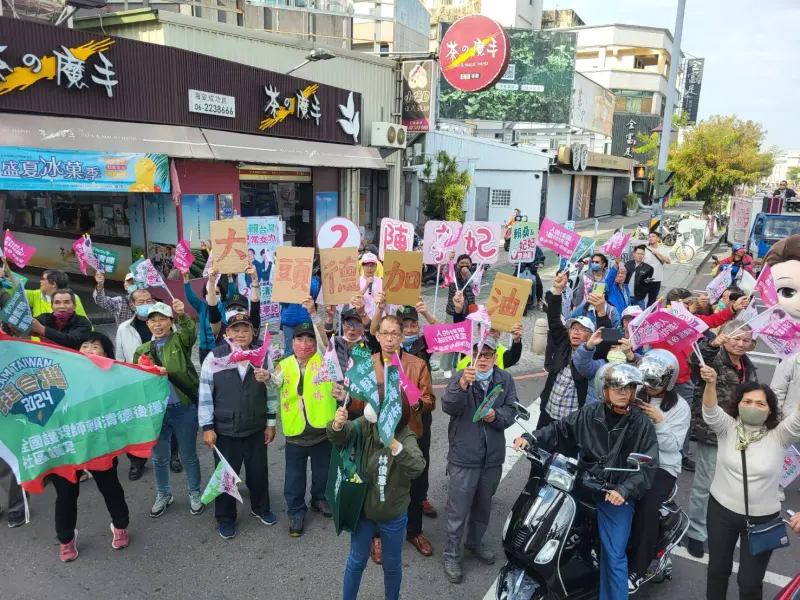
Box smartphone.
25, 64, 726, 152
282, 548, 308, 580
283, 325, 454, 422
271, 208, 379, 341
591, 283, 606, 296
634, 398, 647, 407
601, 328, 623, 344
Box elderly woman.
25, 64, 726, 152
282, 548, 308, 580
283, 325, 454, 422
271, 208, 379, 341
699, 367, 800, 600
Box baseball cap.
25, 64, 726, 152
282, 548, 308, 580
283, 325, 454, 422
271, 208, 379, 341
341, 307, 362, 323
361, 252, 378, 265
566, 316, 595, 333
227, 312, 253, 329
621, 306, 643, 320
227, 294, 249, 310
474, 337, 498, 352
396, 306, 418, 321
147, 302, 174, 319
124, 272, 135, 282
295, 322, 316, 339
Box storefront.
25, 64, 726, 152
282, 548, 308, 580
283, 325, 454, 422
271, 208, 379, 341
0, 17, 385, 280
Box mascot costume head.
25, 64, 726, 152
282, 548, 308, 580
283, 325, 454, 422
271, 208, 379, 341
764, 234, 800, 320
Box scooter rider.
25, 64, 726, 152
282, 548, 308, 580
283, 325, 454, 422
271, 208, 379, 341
514, 364, 659, 600
627, 350, 691, 593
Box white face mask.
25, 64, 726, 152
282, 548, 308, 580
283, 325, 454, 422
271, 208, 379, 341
364, 403, 378, 424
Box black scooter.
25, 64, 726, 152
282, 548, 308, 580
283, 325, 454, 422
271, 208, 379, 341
496, 404, 689, 600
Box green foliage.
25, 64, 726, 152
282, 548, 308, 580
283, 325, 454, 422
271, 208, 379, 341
787, 166, 800, 184
421, 151, 472, 222
624, 193, 639, 210
668, 116, 774, 213
438, 30, 577, 122
633, 113, 689, 168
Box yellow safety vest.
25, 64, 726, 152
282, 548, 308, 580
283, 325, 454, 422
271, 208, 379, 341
457, 342, 507, 370
279, 354, 336, 437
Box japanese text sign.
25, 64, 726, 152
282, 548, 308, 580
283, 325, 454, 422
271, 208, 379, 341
210, 219, 248, 275
378, 366, 402, 447
379, 218, 414, 260
422, 321, 473, 354
536, 218, 581, 259
318, 217, 360, 250
487, 272, 532, 333
455, 222, 501, 265
599, 231, 632, 258
173, 240, 194, 274
439, 15, 511, 93
382, 250, 423, 306
271, 246, 314, 304
508, 221, 538, 263
3, 231, 36, 269
422, 220, 462, 265
320, 247, 361, 305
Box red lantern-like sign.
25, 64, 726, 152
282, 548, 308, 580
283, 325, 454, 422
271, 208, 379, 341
439, 15, 511, 93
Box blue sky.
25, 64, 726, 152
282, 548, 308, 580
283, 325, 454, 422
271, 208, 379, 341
543, 0, 800, 151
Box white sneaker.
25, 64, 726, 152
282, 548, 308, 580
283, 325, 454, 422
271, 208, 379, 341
189, 492, 204, 515
778, 488, 786, 502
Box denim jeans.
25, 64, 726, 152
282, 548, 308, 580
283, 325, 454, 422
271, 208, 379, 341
153, 403, 201, 495
282, 325, 295, 358
343, 514, 407, 600
284, 440, 331, 518
596, 495, 634, 600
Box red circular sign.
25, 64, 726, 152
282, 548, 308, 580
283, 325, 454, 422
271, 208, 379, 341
439, 15, 511, 93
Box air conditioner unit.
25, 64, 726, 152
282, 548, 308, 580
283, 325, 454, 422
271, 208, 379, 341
371, 122, 408, 149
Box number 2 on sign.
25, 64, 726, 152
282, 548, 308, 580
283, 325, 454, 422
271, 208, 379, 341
331, 225, 348, 248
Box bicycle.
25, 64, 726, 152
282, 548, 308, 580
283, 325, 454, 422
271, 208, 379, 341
669, 231, 695, 264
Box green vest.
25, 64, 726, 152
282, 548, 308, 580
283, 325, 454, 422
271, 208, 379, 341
457, 342, 506, 371
279, 354, 336, 437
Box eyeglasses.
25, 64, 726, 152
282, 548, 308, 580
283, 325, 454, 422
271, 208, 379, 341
473, 351, 496, 360
379, 331, 402, 338
343, 320, 363, 329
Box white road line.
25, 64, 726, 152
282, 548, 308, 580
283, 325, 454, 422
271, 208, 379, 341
481, 398, 793, 599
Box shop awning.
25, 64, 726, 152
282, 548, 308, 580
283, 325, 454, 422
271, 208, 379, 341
0, 113, 215, 159
201, 129, 388, 170
550, 167, 631, 178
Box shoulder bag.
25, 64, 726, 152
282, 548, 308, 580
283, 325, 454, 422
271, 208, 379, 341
740, 449, 791, 555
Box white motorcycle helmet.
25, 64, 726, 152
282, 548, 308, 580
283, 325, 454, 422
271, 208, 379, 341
638, 349, 680, 392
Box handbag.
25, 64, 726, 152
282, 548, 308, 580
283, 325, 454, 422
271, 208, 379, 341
740, 450, 791, 555
325, 420, 367, 536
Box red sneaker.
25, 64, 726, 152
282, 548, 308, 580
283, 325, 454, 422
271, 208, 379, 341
110, 524, 130, 550
59, 530, 79, 562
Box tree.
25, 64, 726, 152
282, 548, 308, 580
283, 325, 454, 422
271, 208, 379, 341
421, 151, 471, 222
666, 116, 774, 212
787, 166, 800, 185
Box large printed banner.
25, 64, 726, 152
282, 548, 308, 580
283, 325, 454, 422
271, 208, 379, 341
0, 335, 169, 492
0, 147, 170, 193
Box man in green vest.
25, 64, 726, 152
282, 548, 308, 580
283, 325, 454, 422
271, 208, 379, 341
265, 322, 337, 537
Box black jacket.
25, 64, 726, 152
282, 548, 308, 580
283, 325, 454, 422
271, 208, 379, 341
526, 401, 659, 502
541, 291, 611, 417
37, 313, 92, 350
624, 260, 654, 302
446, 270, 476, 316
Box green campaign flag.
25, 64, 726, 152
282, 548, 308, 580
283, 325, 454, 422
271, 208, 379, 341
1, 271, 28, 290
201, 446, 243, 505
93, 247, 120, 274
343, 343, 380, 413
0, 284, 33, 335
378, 366, 401, 447
569, 236, 595, 264
0, 334, 170, 492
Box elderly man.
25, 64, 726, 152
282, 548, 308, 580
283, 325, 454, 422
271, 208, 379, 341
93, 270, 136, 326
605, 256, 630, 317
442, 337, 518, 584
30, 289, 92, 350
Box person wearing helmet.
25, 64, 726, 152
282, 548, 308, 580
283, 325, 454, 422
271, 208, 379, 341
514, 364, 659, 600
715, 244, 754, 282
627, 350, 691, 593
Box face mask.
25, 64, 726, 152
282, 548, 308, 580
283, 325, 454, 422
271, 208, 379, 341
52, 310, 74, 328
135, 305, 151, 319
476, 368, 493, 381
403, 334, 418, 348
364, 403, 379, 424
125, 284, 138, 294
293, 342, 316, 361
739, 406, 769, 427
590, 263, 602, 272
717, 301, 726, 310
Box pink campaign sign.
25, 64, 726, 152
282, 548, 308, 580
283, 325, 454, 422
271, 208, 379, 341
174, 240, 195, 274
600, 232, 632, 258
535, 218, 581, 259
454, 222, 501, 265
422, 321, 472, 354
3, 231, 36, 268
630, 311, 703, 352
754, 264, 779, 308
422, 220, 462, 265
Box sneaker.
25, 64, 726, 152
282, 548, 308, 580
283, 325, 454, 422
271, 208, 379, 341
289, 517, 304, 537
466, 544, 495, 565
110, 524, 129, 550
421, 499, 438, 518
189, 492, 204, 515
681, 457, 696, 472
128, 464, 144, 481
686, 537, 705, 558
219, 523, 237, 539
149, 492, 174, 518
311, 500, 333, 518
170, 454, 183, 474
779, 487, 786, 502
59, 530, 79, 562
7, 510, 25, 528
628, 572, 643, 594
443, 558, 463, 584
251, 509, 277, 526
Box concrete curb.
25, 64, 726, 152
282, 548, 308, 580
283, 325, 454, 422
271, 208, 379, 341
695, 234, 726, 274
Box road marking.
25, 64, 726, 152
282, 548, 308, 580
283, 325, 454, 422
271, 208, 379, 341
671, 546, 792, 588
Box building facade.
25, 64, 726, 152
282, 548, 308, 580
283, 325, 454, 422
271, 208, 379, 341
426, 0, 542, 30
768, 151, 800, 186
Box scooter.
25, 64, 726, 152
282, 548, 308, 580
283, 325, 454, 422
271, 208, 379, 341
496, 404, 689, 600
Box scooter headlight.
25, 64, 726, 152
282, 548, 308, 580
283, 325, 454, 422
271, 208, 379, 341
534, 538, 559, 564
545, 466, 575, 493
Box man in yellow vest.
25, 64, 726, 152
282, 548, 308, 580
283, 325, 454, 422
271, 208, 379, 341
456, 325, 524, 371
265, 321, 336, 537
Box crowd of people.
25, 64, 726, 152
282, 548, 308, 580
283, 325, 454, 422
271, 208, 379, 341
1, 231, 800, 600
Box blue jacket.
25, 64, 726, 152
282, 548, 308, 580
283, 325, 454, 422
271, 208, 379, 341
184, 280, 236, 351
281, 276, 321, 327
568, 302, 621, 330
571, 343, 604, 405
604, 266, 631, 317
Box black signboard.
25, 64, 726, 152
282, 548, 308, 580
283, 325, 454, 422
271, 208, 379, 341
681, 58, 705, 126
610, 113, 663, 159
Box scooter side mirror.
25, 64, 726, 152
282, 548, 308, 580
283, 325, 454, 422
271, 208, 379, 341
513, 402, 530, 423
628, 453, 653, 466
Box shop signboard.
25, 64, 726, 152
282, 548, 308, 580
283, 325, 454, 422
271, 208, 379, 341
0, 18, 362, 145
438, 28, 576, 123
0, 147, 169, 193
570, 72, 614, 137
681, 58, 705, 126
401, 60, 436, 133
439, 15, 510, 93
611, 113, 662, 159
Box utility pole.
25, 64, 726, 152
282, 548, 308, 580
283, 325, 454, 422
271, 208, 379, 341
657, 0, 686, 171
